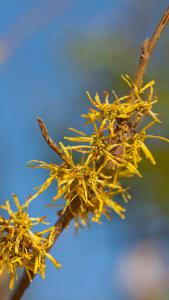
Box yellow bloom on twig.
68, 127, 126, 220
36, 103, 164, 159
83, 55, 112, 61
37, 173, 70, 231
0, 194, 61, 289
29, 157, 127, 224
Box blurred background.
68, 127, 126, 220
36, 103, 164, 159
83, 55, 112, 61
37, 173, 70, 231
0, 1, 169, 299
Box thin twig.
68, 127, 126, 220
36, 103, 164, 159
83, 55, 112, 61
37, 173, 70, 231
134, 6, 169, 88
37, 117, 70, 165
11, 6, 169, 300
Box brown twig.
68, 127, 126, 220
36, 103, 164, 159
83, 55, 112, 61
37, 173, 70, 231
10, 6, 169, 300
37, 117, 70, 165
134, 6, 169, 88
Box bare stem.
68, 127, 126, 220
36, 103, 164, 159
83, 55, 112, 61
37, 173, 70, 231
37, 117, 70, 165
134, 6, 169, 88
10, 6, 169, 300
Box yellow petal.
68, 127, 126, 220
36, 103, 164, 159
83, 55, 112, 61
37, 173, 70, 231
126, 162, 142, 177
139, 141, 156, 165
46, 252, 62, 269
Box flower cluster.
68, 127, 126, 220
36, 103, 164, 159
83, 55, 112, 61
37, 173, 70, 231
0, 194, 61, 289
29, 75, 169, 227
0, 75, 168, 290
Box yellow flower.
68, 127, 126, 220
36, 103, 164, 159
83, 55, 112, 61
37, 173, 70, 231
0, 194, 61, 289
64, 76, 169, 177
29, 156, 127, 224
81, 75, 160, 125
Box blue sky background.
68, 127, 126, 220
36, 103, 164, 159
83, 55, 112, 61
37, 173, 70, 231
0, 1, 169, 300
